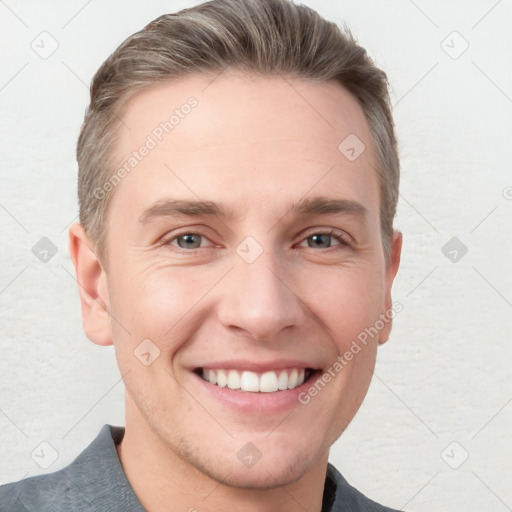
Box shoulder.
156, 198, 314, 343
327, 463, 405, 512
0, 425, 136, 512
0, 467, 91, 512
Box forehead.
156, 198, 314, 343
109, 71, 379, 221
119, 71, 373, 155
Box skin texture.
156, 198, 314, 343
69, 71, 402, 512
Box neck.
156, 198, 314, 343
116, 400, 329, 512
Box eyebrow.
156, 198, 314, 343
138, 196, 367, 224
139, 199, 233, 224
290, 196, 367, 217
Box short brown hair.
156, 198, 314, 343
77, 0, 399, 261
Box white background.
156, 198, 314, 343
1, 1, 511, 510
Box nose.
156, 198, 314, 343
216, 248, 306, 342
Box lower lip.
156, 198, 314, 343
192, 371, 321, 414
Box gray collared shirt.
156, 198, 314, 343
0, 425, 403, 511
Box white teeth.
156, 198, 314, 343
208, 369, 217, 385
278, 370, 288, 390
227, 370, 241, 390
200, 368, 310, 392
240, 371, 260, 392
217, 369, 228, 388
260, 371, 278, 393
287, 368, 298, 389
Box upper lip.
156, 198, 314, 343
193, 359, 319, 373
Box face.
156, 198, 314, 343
80, 71, 401, 489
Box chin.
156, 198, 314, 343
201, 453, 312, 491
163, 427, 317, 491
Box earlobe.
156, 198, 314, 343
68, 223, 113, 346
378, 230, 403, 345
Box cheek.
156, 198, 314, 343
108, 264, 218, 352
299, 264, 385, 349
107, 267, 199, 402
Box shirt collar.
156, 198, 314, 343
66, 424, 145, 511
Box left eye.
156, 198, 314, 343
298, 232, 346, 249
171, 233, 210, 249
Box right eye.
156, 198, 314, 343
166, 233, 212, 250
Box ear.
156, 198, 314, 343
68, 223, 113, 346
378, 230, 402, 345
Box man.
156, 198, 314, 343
0, 0, 403, 510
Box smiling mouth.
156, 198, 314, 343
194, 367, 316, 393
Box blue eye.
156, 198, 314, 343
173, 233, 204, 249
299, 231, 348, 249
307, 233, 337, 248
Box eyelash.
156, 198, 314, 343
162, 228, 350, 251
298, 229, 350, 249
